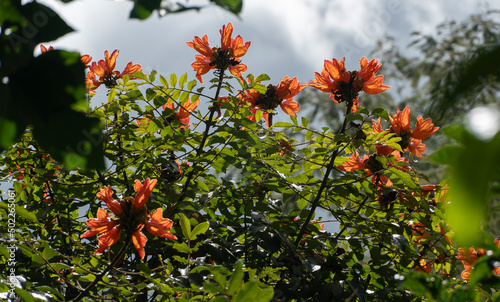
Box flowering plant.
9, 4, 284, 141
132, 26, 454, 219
1, 19, 500, 302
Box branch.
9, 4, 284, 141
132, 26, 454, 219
73, 236, 132, 302
294, 105, 352, 245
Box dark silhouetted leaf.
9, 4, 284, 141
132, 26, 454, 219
130, 0, 161, 20
210, 0, 242, 15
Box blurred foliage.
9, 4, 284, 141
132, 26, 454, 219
370, 9, 500, 125
0, 0, 104, 170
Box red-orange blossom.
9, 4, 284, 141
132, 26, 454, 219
81, 179, 177, 259
187, 23, 250, 83
309, 57, 390, 112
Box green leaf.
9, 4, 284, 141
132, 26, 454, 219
0, 115, 26, 152
191, 222, 209, 240
203, 281, 226, 295
15, 205, 38, 223
50, 263, 71, 271
173, 242, 190, 254
188, 79, 197, 90
132, 71, 148, 81
145, 88, 157, 101
255, 287, 274, 302
35, 286, 65, 301
130, 0, 161, 19
272, 122, 294, 128
234, 281, 259, 301
160, 75, 169, 87
170, 73, 178, 87
235, 131, 262, 148
179, 73, 188, 89
385, 167, 416, 189
253, 83, 267, 94
301, 116, 309, 128
14, 288, 35, 302
228, 261, 244, 294
305, 130, 313, 142
179, 213, 191, 240
392, 234, 408, 250
211, 296, 231, 302
254, 109, 263, 122
11, 50, 86, 114
179, 91, 190, 105
152, 279, 175, 294
148, 70, 157, 82
445, 132, 500, 246
42, 246, 58, 261
210, 0, 243, 15
371, 108, 390, 121
255, 74, 270, 82
345, 113, 363, 123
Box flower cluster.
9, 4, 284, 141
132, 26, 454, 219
373, 106, 439, 158
87, 50, 142, 91
244, 76, 307, 126
187, 23, 250, 83
338, 143, 409, 181
309, 57, 390, 112
81, 179, 177, 259
457, 239, 500, 280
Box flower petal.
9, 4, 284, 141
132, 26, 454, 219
220, 23, 233, 51
95, 227, 121, 255
97, 186, 122, 215
134, 178, 157, 209
145, 208, 178, 240
412, 116, 439, 139
132, 229, 148, 259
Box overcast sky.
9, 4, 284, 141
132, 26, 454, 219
41, 0, 499, 86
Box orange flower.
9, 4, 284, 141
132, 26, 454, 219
457, 239, 500, 280
187, 23, 251, 83
40, 45, 54, 53
309, 57, 390, 112
358, 57, 391, 94
338, 149, 408, 182
245, 76, 306, 126
457, 247, 480, 280
88, 50, 142, 89
80, 54, 92, 67
415, 259, 433, 274
81, 179, 177, 259
370, 107, 439, 158
163, 98, 201, 127
388, 106, 439, 157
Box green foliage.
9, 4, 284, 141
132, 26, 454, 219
371, 9, 500, 125
1, 4, 500, 301
0, 62, 462, 300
